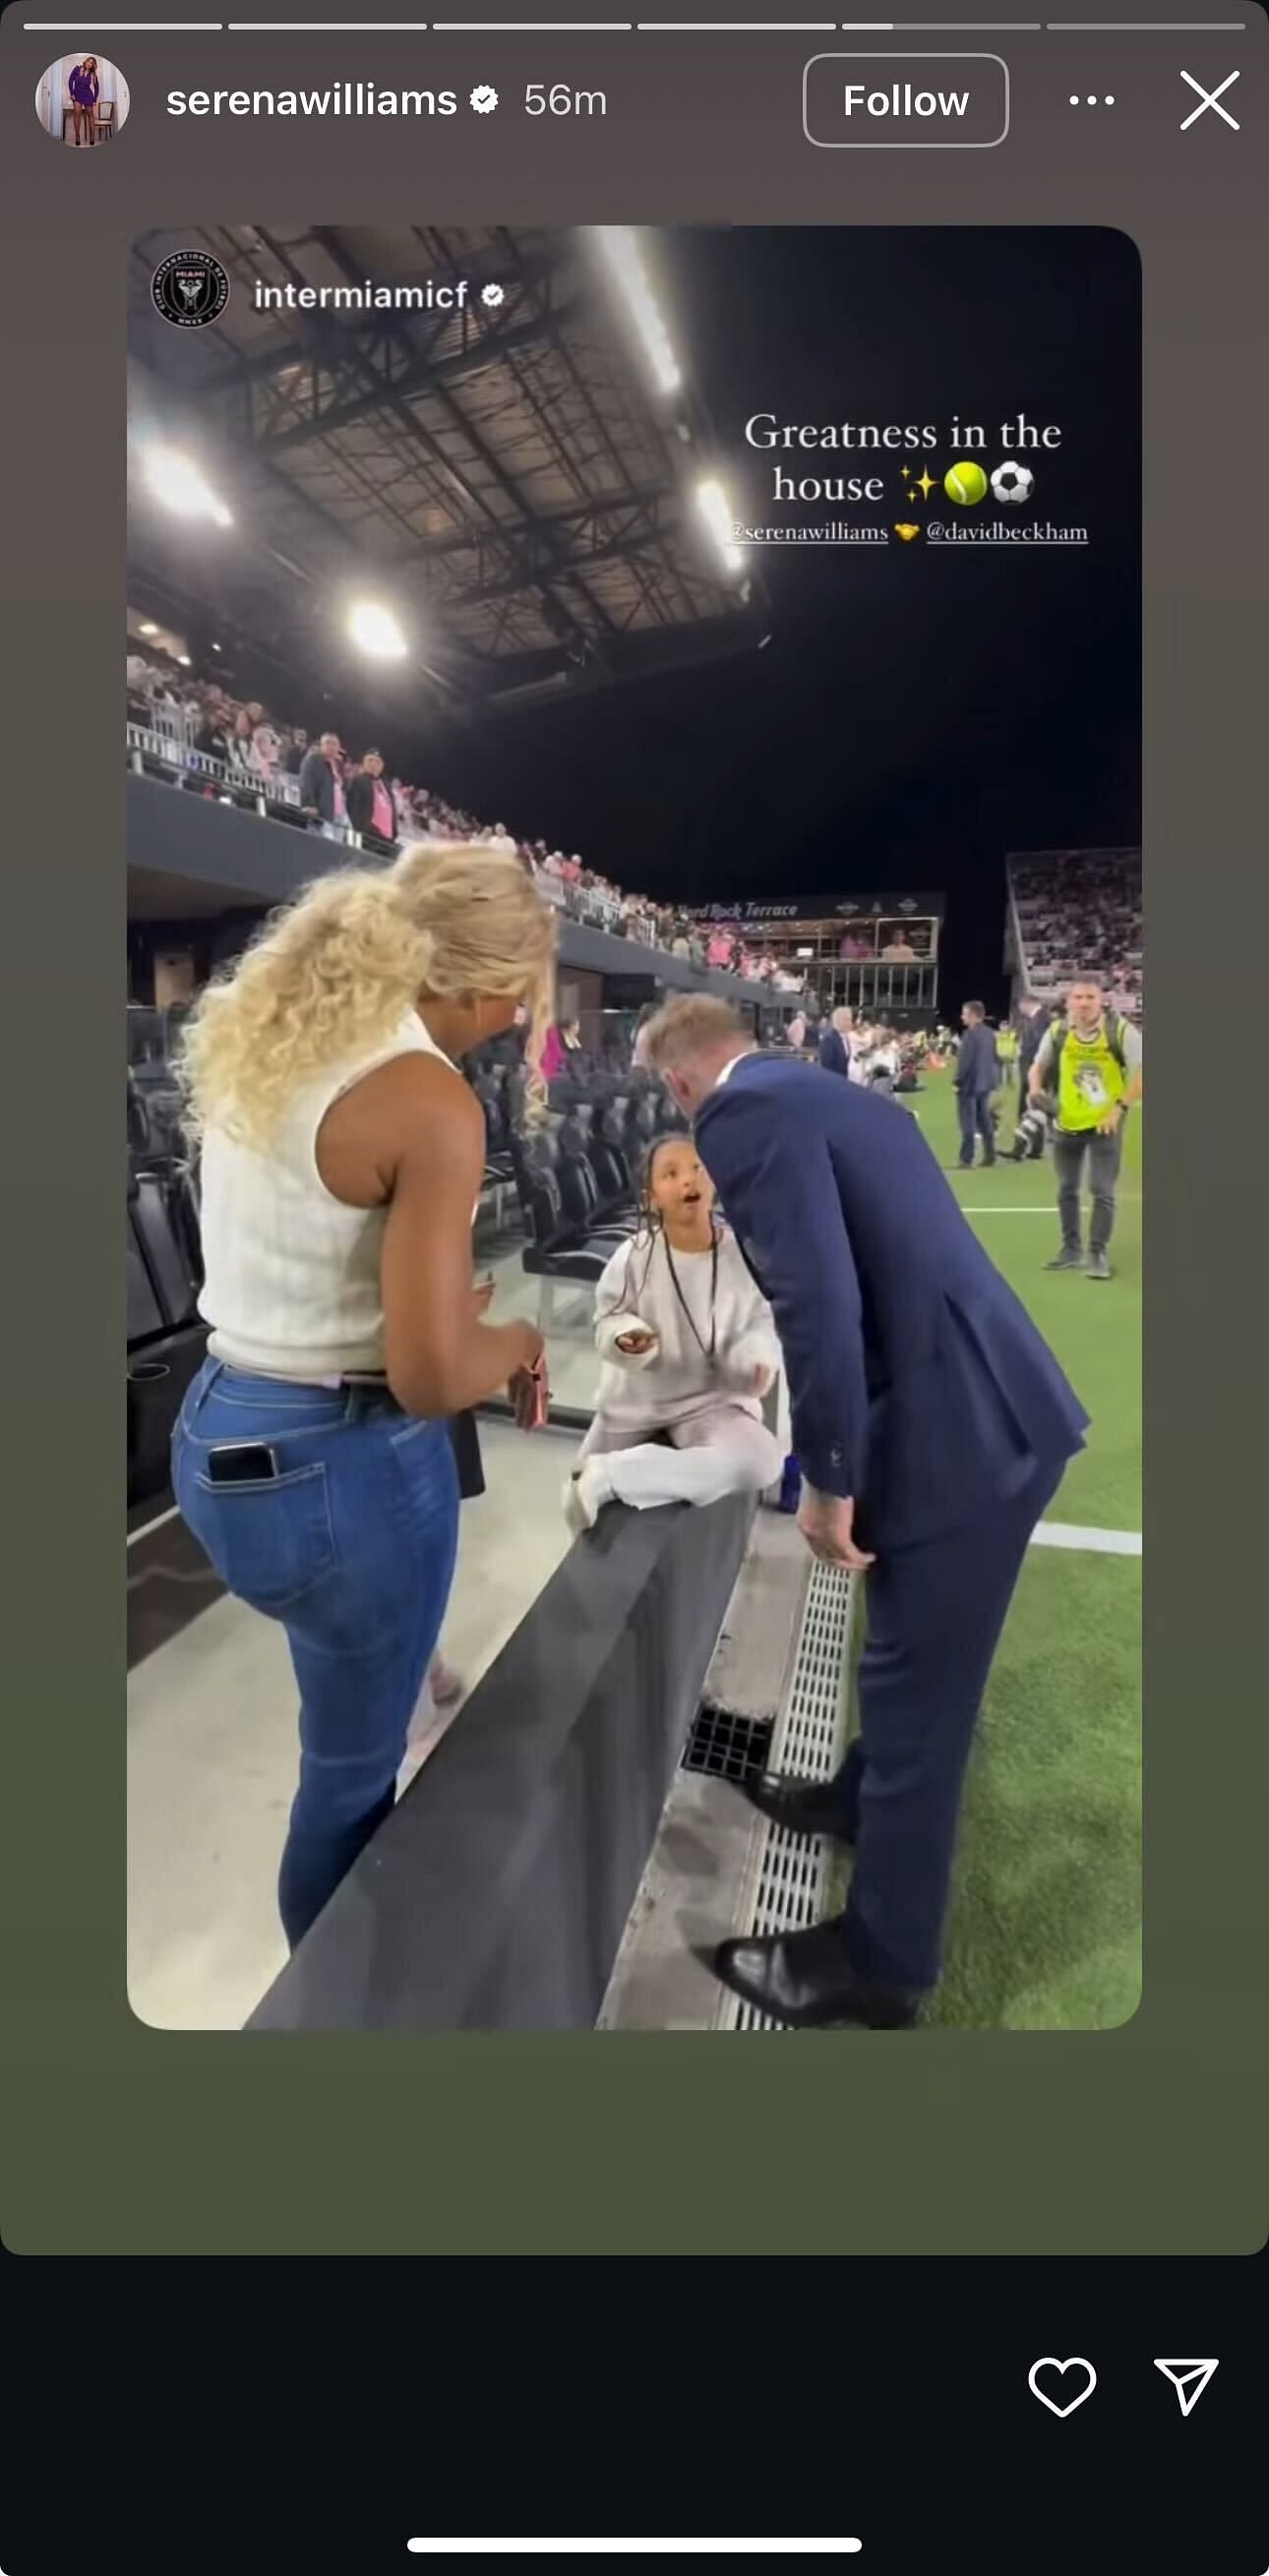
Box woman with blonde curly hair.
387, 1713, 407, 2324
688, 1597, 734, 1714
172, 843, 555, 1948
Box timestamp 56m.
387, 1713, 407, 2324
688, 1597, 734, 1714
525, 84, 607, 116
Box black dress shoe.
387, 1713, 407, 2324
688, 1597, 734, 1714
709, 1916, 922, 2028
747, 1771, 856, 1845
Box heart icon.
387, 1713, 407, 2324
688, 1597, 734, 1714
894, 522, 922, 542
1028, 2357, 1098, 2418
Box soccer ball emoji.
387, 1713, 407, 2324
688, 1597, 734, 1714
991, 460, 1034, 506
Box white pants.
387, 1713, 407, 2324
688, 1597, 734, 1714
576, 1406, 782, 1513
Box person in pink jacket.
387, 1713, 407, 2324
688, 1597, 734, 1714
540, 1021, 567, 1082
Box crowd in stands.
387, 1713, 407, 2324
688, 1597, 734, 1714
126, 639, 805, 989
1010, 849, 1142, 1016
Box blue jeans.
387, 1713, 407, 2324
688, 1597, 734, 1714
172, 1360, 459, 1949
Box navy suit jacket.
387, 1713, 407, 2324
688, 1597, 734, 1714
817, 1026, 851, 1079
954, 1022, 998, 1095
695, 1054, 1089, 1548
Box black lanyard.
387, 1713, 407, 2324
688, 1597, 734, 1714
662, 1230, 719, 1363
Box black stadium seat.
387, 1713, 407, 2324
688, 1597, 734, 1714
131, 1169, 200, 1331
590, 1097, 633, 1196
581, 1117, 632, 1215
543, 1130, 632, 1249
127, 1158, 209, 1512
130, 1063, 187, 1161
622, 1093, 659, 1165
127, 1070, 151, 1159
517, 1131, 633, 1331
557, 1107, 637, 1232
505, 1067, 528, 1135
128, 1043, 210, 1499
127, 1187, 165, 1345
473, 1077, 517, 1229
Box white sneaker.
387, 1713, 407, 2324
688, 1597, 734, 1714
563, 1464, 604, 1535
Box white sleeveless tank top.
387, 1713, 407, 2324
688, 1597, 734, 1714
198, 1010, 454, 1381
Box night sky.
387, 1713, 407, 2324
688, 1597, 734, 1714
438, 227, 1141, 1006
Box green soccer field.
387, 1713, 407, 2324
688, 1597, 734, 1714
876, 1069, 1142, 2030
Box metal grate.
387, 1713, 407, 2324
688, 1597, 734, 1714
681, 1704, 774, 1787
718, 1560, 857, 2032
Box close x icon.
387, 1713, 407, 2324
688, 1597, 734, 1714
1178, 68, 1240, 130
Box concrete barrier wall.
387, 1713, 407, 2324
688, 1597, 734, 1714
247, 1490, 755, 2033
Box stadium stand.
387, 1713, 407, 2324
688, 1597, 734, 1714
1007, 848, 1143, 1016
125, 638, 805, 988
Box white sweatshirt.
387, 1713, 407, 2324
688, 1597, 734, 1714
592, 1225, 783, 1434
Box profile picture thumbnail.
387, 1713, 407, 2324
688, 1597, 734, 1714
35, 54, 130, 148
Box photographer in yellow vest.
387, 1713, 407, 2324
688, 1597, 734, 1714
1028, 974, 1142, 1281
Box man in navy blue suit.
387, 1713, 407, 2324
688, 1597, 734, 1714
643, 995, 1089, 2029
817, 1006, 854, 1079
954, 998, 999, 1168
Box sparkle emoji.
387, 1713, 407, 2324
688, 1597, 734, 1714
894, 523, 922, 542
913, 467, 937, 501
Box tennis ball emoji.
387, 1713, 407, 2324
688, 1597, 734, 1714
943, 459, 989, 506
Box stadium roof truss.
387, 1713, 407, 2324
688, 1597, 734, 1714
127, 223, 767, 710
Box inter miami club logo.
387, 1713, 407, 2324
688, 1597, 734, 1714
151, 250, 230, 329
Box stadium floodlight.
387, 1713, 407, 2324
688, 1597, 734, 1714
594, 227, 682, 396
695, 476, 744, 574
348, 600, 408, 660
143, 444, 232, 528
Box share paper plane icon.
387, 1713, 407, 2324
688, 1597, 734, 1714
1153, 2359, 1219, 2417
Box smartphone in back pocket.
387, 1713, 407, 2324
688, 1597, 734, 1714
207, 1442, 279, 1483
